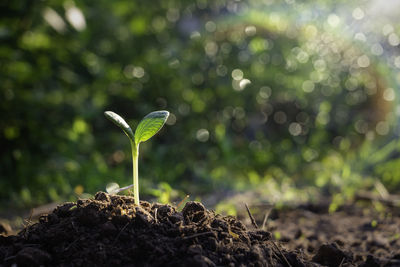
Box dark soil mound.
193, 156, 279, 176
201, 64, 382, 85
1, 192, 396, 266
0, 192, 307, 266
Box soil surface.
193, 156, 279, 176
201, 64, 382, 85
263, 203, 400, 267
0, 192, 398, 266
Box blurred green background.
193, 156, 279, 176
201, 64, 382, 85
1, 0, 400, 212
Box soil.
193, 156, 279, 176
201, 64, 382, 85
0, 192, 398, 266
263, 203, 400, 267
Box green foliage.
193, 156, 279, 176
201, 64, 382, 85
135, 111, 170, 144
1, 0, 399, 207
104, 111, 134, 140
104, 110, 169, 204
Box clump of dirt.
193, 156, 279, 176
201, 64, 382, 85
0, 192, 306, 266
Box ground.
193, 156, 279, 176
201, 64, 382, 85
0, 192, 399, 266
256, 202, 400, 266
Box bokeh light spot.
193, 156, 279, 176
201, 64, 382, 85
355, 120, 368, 134
245, 25, 257, 36
383, 88, 395, 101
357, 55, 370, 68
352, 8, 365, 20
302, 80, 315, 93
371, 43, 383, 56
166, 113, 177, 125
382, 24, 394, 36
66, 5, 86, 31
216, 65, 228, 76
133, 66, 145, 78
196, 128, 209, 142
259, 86, 272, 99
288, 123, 302, 136
394, 56, 400, 68
205, 41, 218, 57
205, 21, 216, 32
388, 33, 400, 46
231, 69, 244, 80
274, 111, 287, 124
327, 14, 340, 28
239, 79, 251, 90
376, 121, 389, 135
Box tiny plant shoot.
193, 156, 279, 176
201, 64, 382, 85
104, 110, 169, 205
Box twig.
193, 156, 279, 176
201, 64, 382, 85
270, 249, 281, 265
339, 257, 345, 267
269, 249, 273, 266
271, 240, 292, 267
24, 209, 34, 227
245, 203, 258, 229
375, 181, 389, 200
177, 195, 190, 209
21, 209, 34, 239
113, 222, 130, 245
182, 231, 213, 240
262, 208, 271, 230
154, 208, 158, 224
65, 237, 81, 251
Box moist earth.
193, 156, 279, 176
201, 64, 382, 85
263, 203, 400, 267
0, 192, 398, 266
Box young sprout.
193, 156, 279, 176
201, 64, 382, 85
104, 110, 169, 205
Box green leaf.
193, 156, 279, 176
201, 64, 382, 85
104, 111, 135, 141
135, 110, 169, 144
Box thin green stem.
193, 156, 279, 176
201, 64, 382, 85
130, 140, 140, 205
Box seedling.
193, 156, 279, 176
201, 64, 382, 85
104, 110, 169, 205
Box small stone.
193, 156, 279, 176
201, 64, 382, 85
312, 243, 348, 267
95, 191, 111, 202
169, 213, 183, 224
360, 255, 380, 267
157, 205, 176, 219
182, 202, 206, 224
0, 221, 12, 235
135, 207, 154, 225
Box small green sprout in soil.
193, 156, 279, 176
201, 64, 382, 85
104, 110, 169, 205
